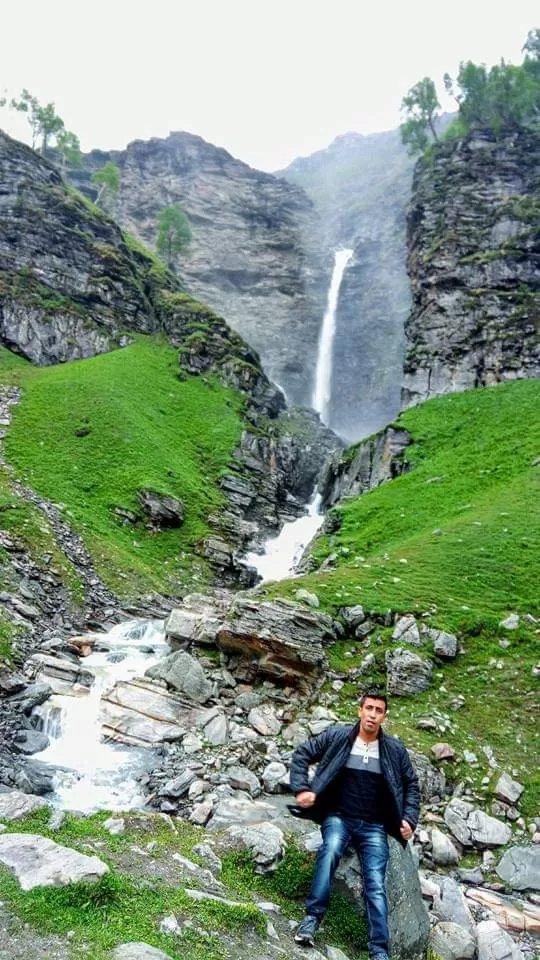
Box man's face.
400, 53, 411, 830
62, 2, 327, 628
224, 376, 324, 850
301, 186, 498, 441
358, 697, 387, 736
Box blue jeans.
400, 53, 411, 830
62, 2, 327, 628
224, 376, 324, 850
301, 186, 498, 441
306, 815, 389, 957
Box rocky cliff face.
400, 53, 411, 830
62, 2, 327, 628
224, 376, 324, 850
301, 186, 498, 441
0, 131, 165, 363
282, 130, 415, 440
402, 129, 540, 406
70, 132, 327, 407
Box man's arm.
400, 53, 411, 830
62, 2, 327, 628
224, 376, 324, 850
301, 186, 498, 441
400, 746, 420, 832
289, 728, 334, 797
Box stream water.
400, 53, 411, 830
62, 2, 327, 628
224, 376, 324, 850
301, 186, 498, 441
32, 619, 168, 812
29, 249, 352, 810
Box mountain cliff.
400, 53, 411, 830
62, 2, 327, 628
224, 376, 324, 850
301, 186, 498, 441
69, 132, 328, 407
281, 129, 415, 439
402, 128, 540, 405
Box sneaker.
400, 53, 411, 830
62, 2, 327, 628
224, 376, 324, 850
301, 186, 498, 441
294, 915, 320, 946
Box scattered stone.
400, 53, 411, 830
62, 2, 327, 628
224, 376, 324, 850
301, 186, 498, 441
428, 921, 476, 960
112, 945, 174, 960
386, 648, 432, 696
431, 827, 460, 866
476, 919, 524, 960
262, 761, 288, 793
416, 715, 438, 730
496, 846, 540, 892
145, 651, 213, 703
224, 821, 285, 872
457, 866, 485, 885
103, 817, 125, 835
444, 800, 512, 848
192, 842, 222, 875
247, 704, 282, 736
203, 712, 229, 745
0, 833, 108, 890
392, 615, 421, 646
499, 614, 519, 630
294, 588, 319, 607
190, 801, 213, 826
426, 628, 458, 659
494, 773, 524, 806
426, 873, 475, 933
225, 764, 261, 796
432, 743, 457, 762
0, 790, 47, 821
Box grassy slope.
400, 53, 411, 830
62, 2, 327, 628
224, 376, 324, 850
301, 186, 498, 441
1, 337, 244, 597
267, 380, 539, 812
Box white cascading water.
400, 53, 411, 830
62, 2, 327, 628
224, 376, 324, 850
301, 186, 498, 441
245, 249, 352, 583
32, 619, 169, 812
311, 248, 353, 425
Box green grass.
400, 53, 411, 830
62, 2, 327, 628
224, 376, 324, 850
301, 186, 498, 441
2, 336, 244, 595
266, 380, 540, 812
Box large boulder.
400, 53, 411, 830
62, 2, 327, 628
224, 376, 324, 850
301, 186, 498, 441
216, 597, 334, 682
428, 922, 476, 960
444, 799, 512, 848
23, 653, 94, 695
144, 651, 213, 703
0, 790, 47, 821
99, 678, 216, 746
385, 648, 432, 696
496, 846, 540, 892
476, 919, 524, 960
137, 489, 184, 528
0, 833, 108, 890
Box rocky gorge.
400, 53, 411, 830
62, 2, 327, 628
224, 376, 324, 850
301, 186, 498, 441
0, 97, 538, 960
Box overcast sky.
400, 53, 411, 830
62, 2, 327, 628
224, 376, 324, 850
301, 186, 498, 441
3, 0, 538, 171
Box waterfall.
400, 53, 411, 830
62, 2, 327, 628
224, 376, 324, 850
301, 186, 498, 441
244, 491, 324, 583
32, 619, 169, 812
312, 248, 353, 425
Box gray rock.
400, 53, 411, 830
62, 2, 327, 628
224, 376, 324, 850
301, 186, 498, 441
428, 922, 476, 960
137, 489, 184, 528
0, 832, 108, 890
457, 866, 485, 885
171, 853, 223, 890
494, 773, 524, 806
207, 797, 278, 830
225, 764, 261, 797
247, 704, 282, 736
426, 873, 475, 934
262, 761, 289, 794
111, 945, 174, 960
476, 919, 524, 960
160, 768, 196, 798
499, 614, 520, 630
339, 604, 365, 628
145, 651, 212, 703
7, 681, 53, 713
392, 615, 421, 646
295, 589, 319, 608
386, 839, 430, 959
224, 821, 285, 873
468, 810, 512, 848
431, 827, 460, 866
409, 750, 446, 800
385, 648, 432, 695
192, 842, 222, 875
103, 817, 125, 835
326, 948, 353, 960
0, 790, 48, 821
496, 846, 540, 892
13, 729, 49, 755
203, 712, 229, 745
445, 799, 475, 846
427, 628, 458, 659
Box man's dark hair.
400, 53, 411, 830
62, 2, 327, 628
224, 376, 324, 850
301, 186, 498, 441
359, 689, 388, 710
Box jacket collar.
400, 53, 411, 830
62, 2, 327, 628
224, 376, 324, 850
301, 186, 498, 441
349, 720, 386, 744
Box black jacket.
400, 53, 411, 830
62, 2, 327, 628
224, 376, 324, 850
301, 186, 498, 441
289, 721, 420, 847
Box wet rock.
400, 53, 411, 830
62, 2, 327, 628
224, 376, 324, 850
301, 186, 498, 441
7, 681, 52, 714
0, 833, 108, 890
385, 648, 433, 695
12, 729, 49, 755
145, 651, 213, 703
23, 654, 94, 695
15, 760, 55, 795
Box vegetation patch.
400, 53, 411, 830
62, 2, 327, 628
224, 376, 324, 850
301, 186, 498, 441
2, 336, 245, 596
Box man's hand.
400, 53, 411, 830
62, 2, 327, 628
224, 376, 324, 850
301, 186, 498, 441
400, 819, 413, 841
296, 791, 316, 808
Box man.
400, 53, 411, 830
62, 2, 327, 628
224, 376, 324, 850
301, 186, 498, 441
289, 689, 420, 958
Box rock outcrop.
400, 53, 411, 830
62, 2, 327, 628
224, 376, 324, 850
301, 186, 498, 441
402, 129, 540, 406
69, 131, 327, 406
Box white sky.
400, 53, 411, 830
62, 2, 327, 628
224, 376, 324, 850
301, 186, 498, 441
2, 0, 538, 171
